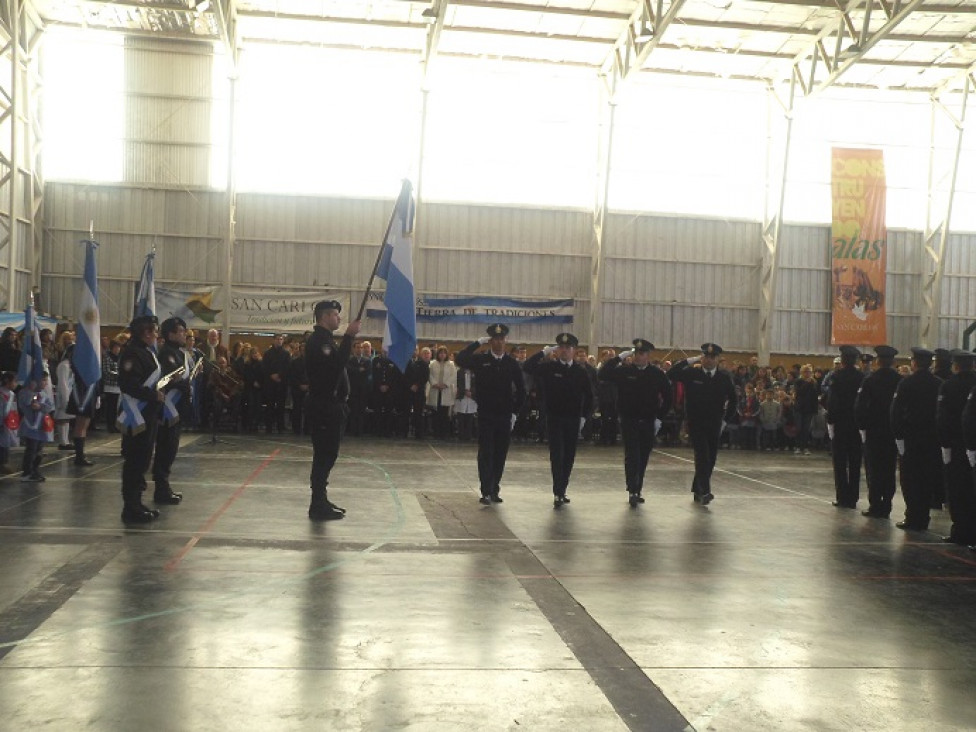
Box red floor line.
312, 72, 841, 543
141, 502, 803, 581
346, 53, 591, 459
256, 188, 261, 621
163, 448, 281, 573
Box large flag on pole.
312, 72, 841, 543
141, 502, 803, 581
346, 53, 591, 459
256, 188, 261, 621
16, 299, 44, 384
134, 250, 156, 319
73, 240, 101, 411
375, 180, 417, 373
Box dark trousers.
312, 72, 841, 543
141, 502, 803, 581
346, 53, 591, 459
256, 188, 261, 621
309, 405, 343, 502
864, 430, 897, 515
476, 413, 511, 497
831, 424, 862, 506
121, 421, 158, 507
291, 388, 306, 434
347, 393, 366, 436
265, 381, 286, 432
945, 444, 976, 543
410, 393, 427, 439
600, 412, 619, 445
103, 392, 120, 431
547, 415, 579, 497
900, 437, 941, 527
689, 420, 720, 496
21, 438, 42, 476
152, 421, 182, 494
621, 417, 654, 494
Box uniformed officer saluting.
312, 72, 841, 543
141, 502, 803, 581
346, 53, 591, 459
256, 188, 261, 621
890, 347, 943, 531
117, 315, 165, 524
936, 349, 976, 545
455, 323, 526, 504
598, 338, 672, 507
305, 300, 361, 521
151, 316, 191, 506
667, 343, 736, 506
854, 345, 901, 519
524, 333, 594, 508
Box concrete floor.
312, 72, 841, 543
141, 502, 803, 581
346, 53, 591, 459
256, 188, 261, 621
0, 431, 974, 731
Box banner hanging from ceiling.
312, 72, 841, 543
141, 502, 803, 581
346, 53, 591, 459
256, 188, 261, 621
830, 147, 887, 346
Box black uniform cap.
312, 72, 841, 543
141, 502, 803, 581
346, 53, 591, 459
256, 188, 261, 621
910, 347, 934, 366
860, 352, 875, 362
129, 314, 158, 332
487, 323, 509, 338
701, 343, 722, 356
555, 332, 579, 347
950, 348, 976, 366
839, 345, 861, 359
316, 300, 342, 313
933, 348, 952, 363
874, 345, 898, 359
632, 338, 654, 352
160, 316, 187, 338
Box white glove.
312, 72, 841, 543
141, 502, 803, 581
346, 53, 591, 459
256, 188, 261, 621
654, 418, 662, 435
720, 420, 726, 435
477, 336, 490, 345
827, 424, 835, 440
968, 450, 976, 468
942, 447, 952, 465
895, 439, 905, 456
510, 414, 517, 431
859, 430, 866, 443
618, 350, 634, 360
579, 417, 586, 432
543, 345, 556, 356
687, 355, 702, 365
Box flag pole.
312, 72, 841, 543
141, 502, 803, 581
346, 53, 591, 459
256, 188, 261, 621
355, 182, 406, 322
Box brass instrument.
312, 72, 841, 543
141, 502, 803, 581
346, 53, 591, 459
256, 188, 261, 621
210, 363, 243, 401
156, 366, 186, 391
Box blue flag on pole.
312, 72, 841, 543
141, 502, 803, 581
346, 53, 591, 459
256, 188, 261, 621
134, 250, 156, 319
376, 180, 417, 373
16, 301, 44, 385
73, 240, 101, 411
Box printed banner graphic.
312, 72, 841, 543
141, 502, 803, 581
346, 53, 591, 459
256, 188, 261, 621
153, 286, 348, 334
366, 294, 574, 325
830, 147, 887, 346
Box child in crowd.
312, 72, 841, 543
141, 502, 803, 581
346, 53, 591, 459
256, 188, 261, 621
758, 388, 781, 451
18, 373, 54, 482
779, 394, 798, 452
738, 383, 760, 449
0, 371, 18, 474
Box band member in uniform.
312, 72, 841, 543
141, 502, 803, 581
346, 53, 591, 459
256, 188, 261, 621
599, 338, 672, 507
890, 347, 943, 531
305, 300, 361, 521
524, 333, 593, 508
826, 345, 864, 509
151, 317, 190, 505
854, 345, 901, 519
456, 324, 526, 504
668, 343, 737, 506
117, 315, 165, 524
937, 349, 976, 545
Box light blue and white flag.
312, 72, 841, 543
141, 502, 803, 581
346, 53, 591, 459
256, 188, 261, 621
375, 180, 417, 373
134, 250, 156, 319
16, 300, 44, 385
73, 240, 101, 411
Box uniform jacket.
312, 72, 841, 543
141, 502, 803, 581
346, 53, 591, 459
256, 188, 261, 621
158, 340, 192, 423
937, 371, 976, 449
598, 358, 672, 420
825, 366, 863, 426
118, 339, 163, 427
890, 368, 941, 442
456, 342, 526, 416
854, 367, 901, 438
666, 359, 736, 426
306, 325, 353, 415
523, 351, 592, 419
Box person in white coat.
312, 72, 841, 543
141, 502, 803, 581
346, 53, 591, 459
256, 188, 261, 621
426, 347, 457, 438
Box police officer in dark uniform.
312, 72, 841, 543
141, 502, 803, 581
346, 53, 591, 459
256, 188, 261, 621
151, 316, 190, 505
668, 343, 737, 506
963, 385, 976, 513
305, 300, 361, 521
859, 352, 875, 376
371, 349, 399, 437
826, 345, 864, 509
933, 348, 953, 381
599, 338, 672, 507
456, 324, 526, 504
345, 341, 371, 437
262, 334, 290, 433
524, 333, 593, 507
402, 348, 430, 439
854, 345, 901, 519
890, 347, 943, 531
937, 349, 976, 545
117, 315, 165, 524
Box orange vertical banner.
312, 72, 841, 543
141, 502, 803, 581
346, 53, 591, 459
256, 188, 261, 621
830, 148, 887, 346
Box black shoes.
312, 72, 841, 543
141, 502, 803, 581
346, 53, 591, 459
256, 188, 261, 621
308, 500, 345, 521
832, 501, 857, 509
74, 457, 94, 466
479, 495, 491, 505
57, 444, 73, 451
629, 493, 638, 508
490, 495, 503, 503
153, 492, 183, 505
553, 495, 570, 508
861, 509, 889, 519
895, 521, 928, 531
121, 505, 159, 524
699, 492, 714, 506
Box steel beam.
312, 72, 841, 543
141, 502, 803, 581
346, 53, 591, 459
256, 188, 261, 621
919, 75, 971, 348
757, 78, 796, 365
600, 0, 687, 99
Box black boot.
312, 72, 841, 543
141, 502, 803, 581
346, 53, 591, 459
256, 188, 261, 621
74, 438, 94, 466
153, 481, 183, 505
309, 490, 344, 520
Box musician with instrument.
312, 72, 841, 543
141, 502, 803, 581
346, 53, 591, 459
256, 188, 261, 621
117, 314, 165, 524
208, 355, 243, 436
151, 317, 194, 505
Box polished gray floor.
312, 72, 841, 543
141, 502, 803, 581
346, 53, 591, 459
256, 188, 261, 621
0, 430, 974, 731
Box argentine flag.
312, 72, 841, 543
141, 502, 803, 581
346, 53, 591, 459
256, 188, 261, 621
16, 301, 44, 385
376, 180, 417, 373
134, 250, 156, 319
73, 240, 101, 411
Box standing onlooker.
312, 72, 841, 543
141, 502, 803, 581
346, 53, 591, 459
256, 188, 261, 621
826, 346, 864, 509
758, 389, 781, 451
286, 340, 309, 435
345, 340, 371, 437
426, 346, 456, 439
101, 338, 122, 432
0, 371, 18, 473
738, 383, 760, 450
263, 334, 290, 434
403, 347, 431, 439
0, 327, 21, 373
455, 324, 526, 504
596, 348, 620, 446
455, 365, 477, 441
793, 364, 821, 455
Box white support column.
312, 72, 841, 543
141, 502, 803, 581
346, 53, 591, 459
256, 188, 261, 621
587, 83, 615, 352
920, 76, 971, 348
221, 72, 237, 347
7, 0, 18, 309
757, 76, 796, 365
